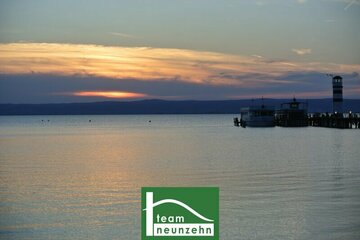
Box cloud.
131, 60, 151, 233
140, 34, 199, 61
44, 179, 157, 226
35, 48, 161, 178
292, 48, 312, 55
344, 0, 360, 10
109, 32, 137, 39
297, 0, 308, 4
1, 71, 359, 103
1, 43, 357, 87
251, 54, 264, 59
0, 43, 359, 102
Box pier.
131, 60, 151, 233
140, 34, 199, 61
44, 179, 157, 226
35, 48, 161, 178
234, 113, 360, 129
308, 112, 360, 129
234, 75, 359, 129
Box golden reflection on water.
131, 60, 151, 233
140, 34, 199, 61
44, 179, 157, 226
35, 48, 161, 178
1, 115, 360, 239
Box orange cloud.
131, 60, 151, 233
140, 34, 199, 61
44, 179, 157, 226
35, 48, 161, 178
71, 91, 147, 99
0, 43, 359, 87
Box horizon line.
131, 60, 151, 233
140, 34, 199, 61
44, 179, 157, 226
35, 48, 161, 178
1, 97, 360, 105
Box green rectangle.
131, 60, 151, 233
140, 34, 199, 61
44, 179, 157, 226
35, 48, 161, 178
142, 187, 219, 240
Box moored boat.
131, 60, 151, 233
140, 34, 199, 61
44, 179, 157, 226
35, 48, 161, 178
276, 98, 308, 127
240, 104, 275, 127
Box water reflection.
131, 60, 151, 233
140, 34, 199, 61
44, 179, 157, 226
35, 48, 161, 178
0, 115, 359, 239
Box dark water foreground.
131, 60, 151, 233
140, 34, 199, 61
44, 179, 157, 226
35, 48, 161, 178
1, 115, 359, 239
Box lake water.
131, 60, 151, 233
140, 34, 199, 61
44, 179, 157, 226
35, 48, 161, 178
0, 115, 359, 239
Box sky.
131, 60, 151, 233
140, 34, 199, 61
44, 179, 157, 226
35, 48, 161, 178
0, 0, 359, 103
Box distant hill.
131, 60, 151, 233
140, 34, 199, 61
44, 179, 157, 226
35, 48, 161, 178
0, 99, 359, 115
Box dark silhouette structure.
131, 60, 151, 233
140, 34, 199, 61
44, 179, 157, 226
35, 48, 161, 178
332, 75, 343, 113
308, 112, 359, 129
275, 98, 308, 127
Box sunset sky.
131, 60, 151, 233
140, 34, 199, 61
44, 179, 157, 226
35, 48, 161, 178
0, 0, 359, 103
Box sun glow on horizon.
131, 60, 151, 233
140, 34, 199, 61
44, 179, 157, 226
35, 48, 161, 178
71, 91, 147, 99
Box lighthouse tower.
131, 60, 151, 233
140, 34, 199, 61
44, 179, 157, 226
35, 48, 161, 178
332, 75, 343, 113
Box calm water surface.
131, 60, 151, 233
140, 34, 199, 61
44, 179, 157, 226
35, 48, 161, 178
0, 115, 359, 239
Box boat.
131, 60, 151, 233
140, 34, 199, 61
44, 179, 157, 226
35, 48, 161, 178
240, 104, 275, 127
276, 98, 308, 127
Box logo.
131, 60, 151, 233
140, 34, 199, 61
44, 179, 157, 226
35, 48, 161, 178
141, 187, 219, 239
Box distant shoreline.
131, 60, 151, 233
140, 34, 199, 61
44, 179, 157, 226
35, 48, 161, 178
1, 99, 360, 116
